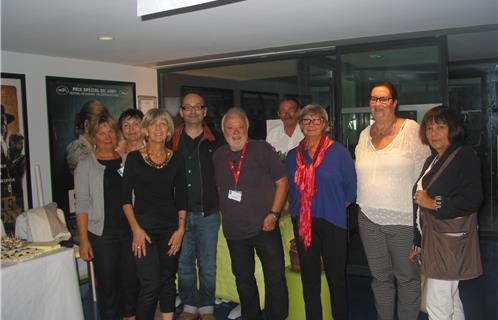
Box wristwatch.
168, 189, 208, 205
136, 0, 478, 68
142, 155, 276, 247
270, 211, 281, 220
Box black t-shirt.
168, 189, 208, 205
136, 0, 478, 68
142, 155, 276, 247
122, 150, 187, 231
98, 158, 130, 236
213, 140, 286, 240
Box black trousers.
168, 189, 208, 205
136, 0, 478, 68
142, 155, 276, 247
88, 231, 138, 320
135, 227, 179, 320
226, 227, 289, 320
292, 217, 348, 320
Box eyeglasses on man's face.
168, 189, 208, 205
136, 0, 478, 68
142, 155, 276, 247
369, 96, 393, 104
181, 105, 205, 112
278, 109, 298, 116
301, 118, 324, 125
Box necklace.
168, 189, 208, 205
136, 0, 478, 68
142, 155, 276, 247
374, 118, 396, 136
144, 147, 171, 169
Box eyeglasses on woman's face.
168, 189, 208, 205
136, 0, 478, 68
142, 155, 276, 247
301, 118, 324, 125
369, 96, 393, 104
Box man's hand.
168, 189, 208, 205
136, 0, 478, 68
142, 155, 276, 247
262, 213, 278, 231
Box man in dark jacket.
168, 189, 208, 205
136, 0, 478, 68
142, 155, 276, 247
171, 93, 223, 320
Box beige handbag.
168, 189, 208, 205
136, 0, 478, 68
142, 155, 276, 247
421, 210, 482, 280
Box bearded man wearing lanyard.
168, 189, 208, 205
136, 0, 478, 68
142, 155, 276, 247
213, 107, 289, 320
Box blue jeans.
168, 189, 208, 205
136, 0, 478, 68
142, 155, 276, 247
178, 212, 220, 315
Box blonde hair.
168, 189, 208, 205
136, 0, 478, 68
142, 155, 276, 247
88, 113, 120, 145
142, 108, 175, 141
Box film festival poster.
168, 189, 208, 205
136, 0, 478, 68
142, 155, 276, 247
1, 73, 31, 234
46, 77, 136, 220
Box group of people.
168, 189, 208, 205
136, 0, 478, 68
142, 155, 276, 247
356, 82, 482, 320
72, 93, 222, 320
74, 81, 483, 320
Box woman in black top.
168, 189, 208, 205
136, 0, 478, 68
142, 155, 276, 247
122, 109, 187, 320
413, 106, 482, 319
75, 113, 137, 320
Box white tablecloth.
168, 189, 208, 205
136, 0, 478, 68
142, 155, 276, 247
1, 247, 84, 320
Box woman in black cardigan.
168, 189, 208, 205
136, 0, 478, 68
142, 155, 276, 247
412, 106, 483, 320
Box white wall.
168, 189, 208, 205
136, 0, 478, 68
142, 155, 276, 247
1, 51, 158, 207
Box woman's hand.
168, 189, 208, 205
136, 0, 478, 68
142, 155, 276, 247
409, 245, 421, 263
167, 228, 185, 256
262, 213, 278, 231
79, 239, 94, 261
132, 226, 151, 258
414, 190, 437, 209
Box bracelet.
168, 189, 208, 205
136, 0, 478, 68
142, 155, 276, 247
434, 195, 442, 210
270, 211, 281, 219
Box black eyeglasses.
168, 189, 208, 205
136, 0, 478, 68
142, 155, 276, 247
301, 118, 324, 125
181, 105, 205, 112
369, 96, 393, 104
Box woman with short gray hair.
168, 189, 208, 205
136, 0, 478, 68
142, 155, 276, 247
287, 104, 357, 320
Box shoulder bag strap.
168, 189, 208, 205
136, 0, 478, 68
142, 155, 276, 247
425, 146, 462, 190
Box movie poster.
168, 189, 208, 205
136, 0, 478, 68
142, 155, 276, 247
46, 77, 136, 220
1, 73, 31, 234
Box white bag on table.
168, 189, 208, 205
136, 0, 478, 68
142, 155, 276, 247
15, 202, 71, 242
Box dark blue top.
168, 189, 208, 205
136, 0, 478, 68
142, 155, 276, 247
286, 142, 357, 229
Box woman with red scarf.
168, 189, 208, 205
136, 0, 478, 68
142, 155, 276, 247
286, 104, 357, 320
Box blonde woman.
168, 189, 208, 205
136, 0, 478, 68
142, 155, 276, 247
122, 109, 187, 320
75, 113, 137, 319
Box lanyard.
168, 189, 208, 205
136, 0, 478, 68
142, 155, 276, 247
227, 142, 248, 190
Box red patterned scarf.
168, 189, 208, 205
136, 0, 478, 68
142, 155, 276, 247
294, 134, 333, 249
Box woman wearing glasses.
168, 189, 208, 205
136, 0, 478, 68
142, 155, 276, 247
286, 104, 357, 320
355, 82, 430, 320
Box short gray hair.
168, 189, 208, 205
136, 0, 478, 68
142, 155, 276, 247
298, 104, 330, 132
142, 108, 175, 141
221, 107, 250, 132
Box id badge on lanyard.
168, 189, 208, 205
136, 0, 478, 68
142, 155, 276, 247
227, 142, 248, 203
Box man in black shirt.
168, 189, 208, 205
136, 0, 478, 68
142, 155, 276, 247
213, 107, 289, 320
171, 93, 223, 320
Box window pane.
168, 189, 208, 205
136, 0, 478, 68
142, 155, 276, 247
341, 44, 443, 108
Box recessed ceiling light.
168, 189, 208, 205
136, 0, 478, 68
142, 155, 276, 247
368, 54, 382, 59
97, 36, 113, 41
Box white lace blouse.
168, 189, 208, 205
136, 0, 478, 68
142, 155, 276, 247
355, 119, 431, 226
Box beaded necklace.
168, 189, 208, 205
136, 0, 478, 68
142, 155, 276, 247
143, 147, 172, 169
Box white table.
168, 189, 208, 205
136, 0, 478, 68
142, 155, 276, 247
1, 247, 84, 320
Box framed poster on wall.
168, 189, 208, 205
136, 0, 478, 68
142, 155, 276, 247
1, 73, 32, 234
46, 76, 136, 219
